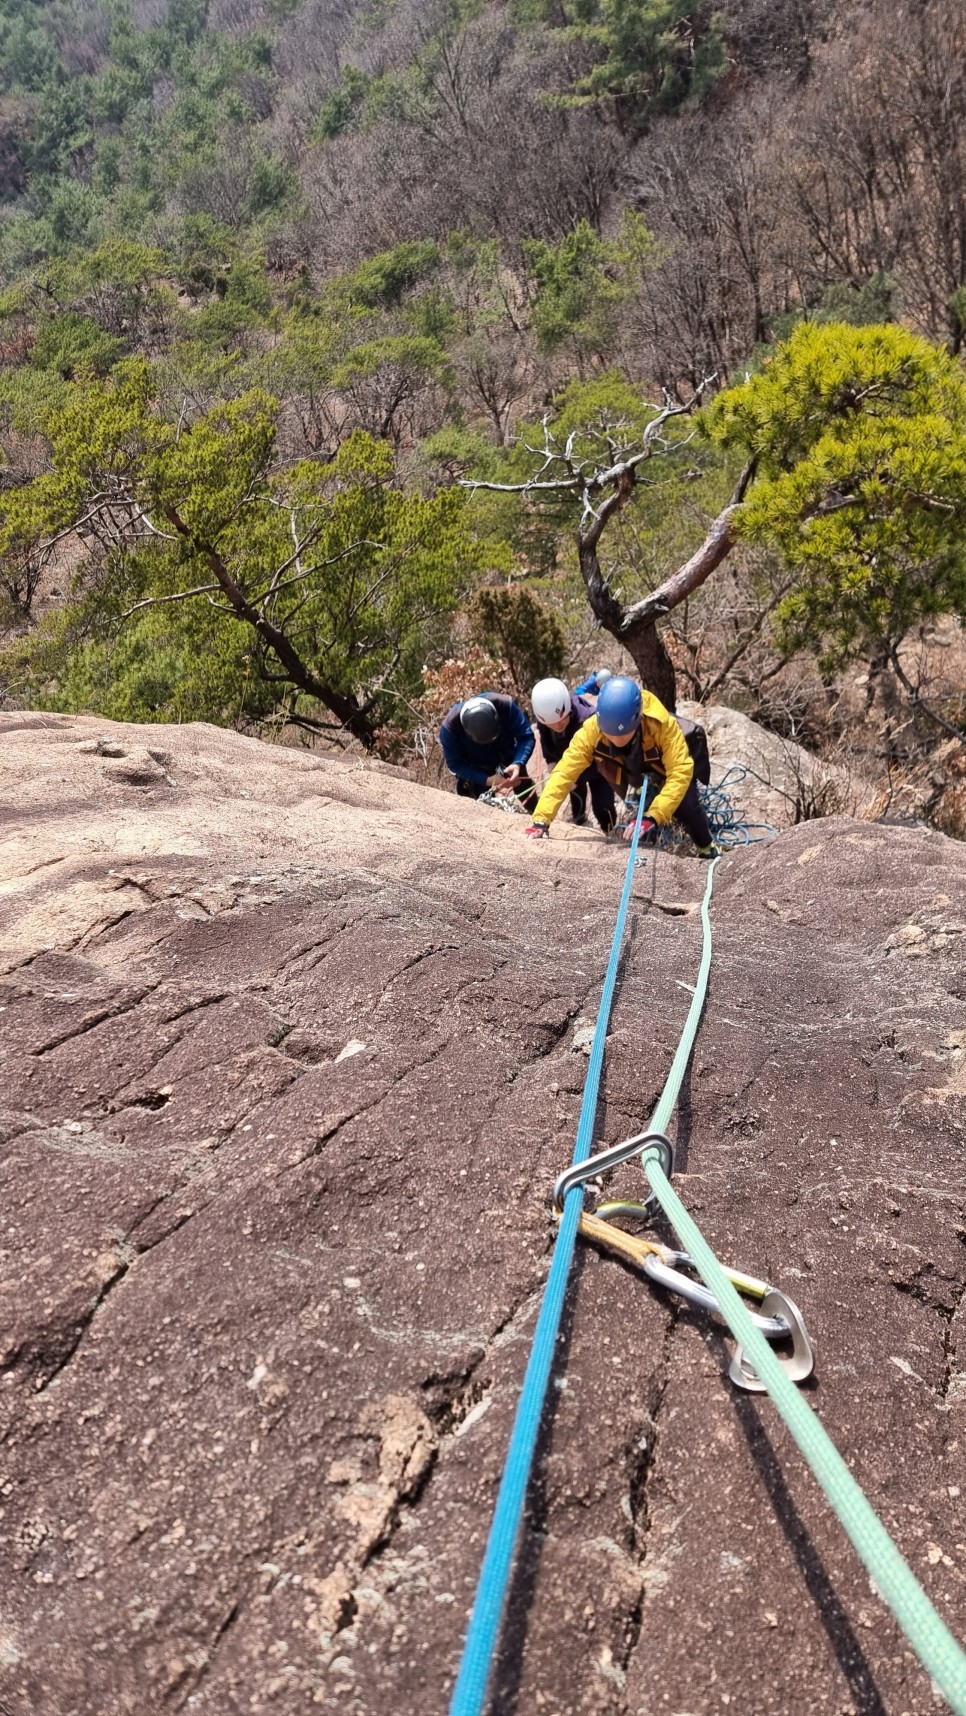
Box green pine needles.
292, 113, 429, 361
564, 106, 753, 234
706, 323, 966, 667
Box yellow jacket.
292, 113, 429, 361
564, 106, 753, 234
532, 692, 693, 827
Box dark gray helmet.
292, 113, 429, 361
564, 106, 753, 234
460, 696, 500, 744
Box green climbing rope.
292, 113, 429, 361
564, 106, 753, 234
633, 858, 966, 1714
642, 1150, 966, 1713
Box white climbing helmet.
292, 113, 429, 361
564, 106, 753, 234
531, 677, 571, 724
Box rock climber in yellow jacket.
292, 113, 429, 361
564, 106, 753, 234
524, 674, 718, 856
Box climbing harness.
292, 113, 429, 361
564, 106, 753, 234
449, 810, 966, 1716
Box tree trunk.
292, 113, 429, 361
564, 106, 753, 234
164, 504, 378, 750
576, 528, 684, 709
620, 616, 678, 709
576, 532, 626, 638
620, 505, 740, 632
574, 472, 752, 713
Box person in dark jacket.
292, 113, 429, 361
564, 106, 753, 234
439, 692, 538, 812
531, 677, 616, 832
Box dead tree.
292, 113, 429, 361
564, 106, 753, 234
462, 384, 755, 708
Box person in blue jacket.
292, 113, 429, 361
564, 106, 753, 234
573, 667, 612, 697
439, 692, 539, 812
531, 676, 616, 832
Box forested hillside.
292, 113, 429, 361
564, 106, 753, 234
0, 0, 964, 828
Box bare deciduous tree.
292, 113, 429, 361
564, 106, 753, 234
462, 386, 754, 706
785, 0, 966, 346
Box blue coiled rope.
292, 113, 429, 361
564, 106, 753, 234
699, 764, 777, 848
649, 764, 777, 854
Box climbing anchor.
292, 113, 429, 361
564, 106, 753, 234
641, 1250, 815, 1392
559, 1137, 815, 1392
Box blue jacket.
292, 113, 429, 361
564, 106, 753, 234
439, 692, 535, 786
574, 670, 606, 696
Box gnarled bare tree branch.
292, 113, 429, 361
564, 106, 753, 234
888, 641, 966, 746
461, 381, 758, 705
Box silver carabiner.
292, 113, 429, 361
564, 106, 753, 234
553, 1130, 673, 1214
641, 1250, 814, 1391
642, 1251, 789, 1337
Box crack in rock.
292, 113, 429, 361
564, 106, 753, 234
169, 1596, 244, 1710
939, 1246, 966, 1404
274, 1039, 453, 1175
31, 1236, 137, 1393
305, 1283, 546, 1672
310, 1393, 440, 1654
889, 1230, 966, 1402
28, 982, 161, 1056
372, 943, 459, 1016
158, 990, 232, 1026
618, 1303, 680, 1697
307, 1359, 493, 1675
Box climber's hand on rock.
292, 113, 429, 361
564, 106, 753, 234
624, 815, 655, 843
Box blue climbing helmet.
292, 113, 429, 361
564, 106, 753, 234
460, 696, 500, 744
596, 674, 642, 737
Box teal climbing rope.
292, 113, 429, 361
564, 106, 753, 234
642, 1150, 966, 1714
636, 863, 966, 1711
649, 853, 718, 1134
